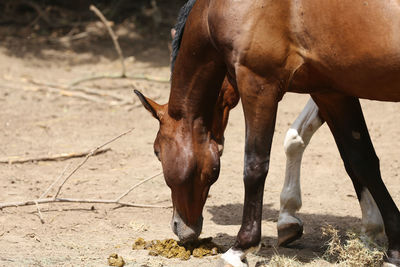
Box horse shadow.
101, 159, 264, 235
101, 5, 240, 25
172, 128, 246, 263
207, 203, 366, 263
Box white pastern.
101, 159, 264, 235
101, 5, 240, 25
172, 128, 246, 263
221, 248, 248, 267
221, 245, 260, 267
278, 212, 303, 228
360, 188, 385, 238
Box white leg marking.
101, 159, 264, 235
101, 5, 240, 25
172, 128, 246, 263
360, 188, 385, 238
221, 245, 260, 267
221, 248, 248, 267
279, 98, 323, 227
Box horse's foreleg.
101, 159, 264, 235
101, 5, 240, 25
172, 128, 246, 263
312, 93, 400, 266
278, 98, 323, 246
212, 78, 240, 155
221, 70, 279, 267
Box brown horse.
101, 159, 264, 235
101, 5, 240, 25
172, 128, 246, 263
136, 0, 400, 266
172, 23, 384, 249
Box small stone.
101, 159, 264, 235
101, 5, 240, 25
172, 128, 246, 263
108, 253, 125, 267
132, 237, 147, 250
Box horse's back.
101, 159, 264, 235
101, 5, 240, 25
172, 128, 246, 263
294, 0, 400, 100
208, 0, 400, 100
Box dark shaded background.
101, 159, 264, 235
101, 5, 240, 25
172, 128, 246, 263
0, 0, 188, 65
1, 0, 187, 29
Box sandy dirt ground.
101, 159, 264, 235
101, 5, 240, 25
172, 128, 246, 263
0, 24, 399, 267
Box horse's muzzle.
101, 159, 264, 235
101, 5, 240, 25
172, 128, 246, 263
171, 210, 203, 242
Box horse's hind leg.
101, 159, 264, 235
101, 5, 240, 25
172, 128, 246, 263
278, 98, 384, 246
278, 98, 323, 246
350, 176, 385, 241
312, 93, 400, 265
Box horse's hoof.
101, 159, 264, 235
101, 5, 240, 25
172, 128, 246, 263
384, 250, 400, 267
277, 222, 303, 247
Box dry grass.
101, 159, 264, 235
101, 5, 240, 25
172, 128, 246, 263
260, 225, 385, 267
321, 225, 384, 267
262, 254, 337, 267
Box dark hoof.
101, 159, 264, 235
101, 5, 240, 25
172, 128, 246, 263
277, 223, 303, 247
384, 250, 400, 266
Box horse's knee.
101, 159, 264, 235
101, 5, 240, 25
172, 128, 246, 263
243, 158, 269, 187
284, 128, 305, 157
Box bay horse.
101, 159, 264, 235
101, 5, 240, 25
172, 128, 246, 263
135, 0, 400, 266
171, 21, 385, 247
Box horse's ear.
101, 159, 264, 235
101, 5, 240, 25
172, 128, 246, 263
134, 90, 164, 121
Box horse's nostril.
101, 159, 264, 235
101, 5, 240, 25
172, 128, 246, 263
172, 220, 178, 233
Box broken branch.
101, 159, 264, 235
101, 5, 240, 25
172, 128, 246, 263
68, 73, 170, 88
53, 128, 134, 199
40, 163, 71, 199
0, 128, 171, 212
28, 79, 134, 105
0, 198, 171, 209
116, 171, 163, 202
68, 4, 170, 87
90, 4, 126, 77
0, 149, 110, 164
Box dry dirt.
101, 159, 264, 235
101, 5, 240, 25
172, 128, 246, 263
0, 26, 399, 267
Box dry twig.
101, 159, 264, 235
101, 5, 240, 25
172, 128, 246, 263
68, 4, 169, 88
57, 32, 89, 43
0, 128, 171, 215
29, 85, 112, 105
1, 79, 160, 107
34, 200, 45, 224
67, 4, 125, 87
116, 171, 163, 202
20, 0, 51, 25
0, 197, 169, 209
69, 74, 169, 88
90, 4, 126, 77
53, 128, 134, 198
40, 163, 71, 199
0, 148, 110, 165
28, 79, 134, 105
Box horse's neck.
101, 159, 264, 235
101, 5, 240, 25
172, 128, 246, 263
168, 63, 225, 122
167, 0, 226, 125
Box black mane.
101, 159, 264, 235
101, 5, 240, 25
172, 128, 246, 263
171, 0, 197, 72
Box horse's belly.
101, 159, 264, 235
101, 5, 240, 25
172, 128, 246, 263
309, 49, 400, 101
328, 73, 400, 102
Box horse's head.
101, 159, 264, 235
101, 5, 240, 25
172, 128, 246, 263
135, 90, 221, 242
